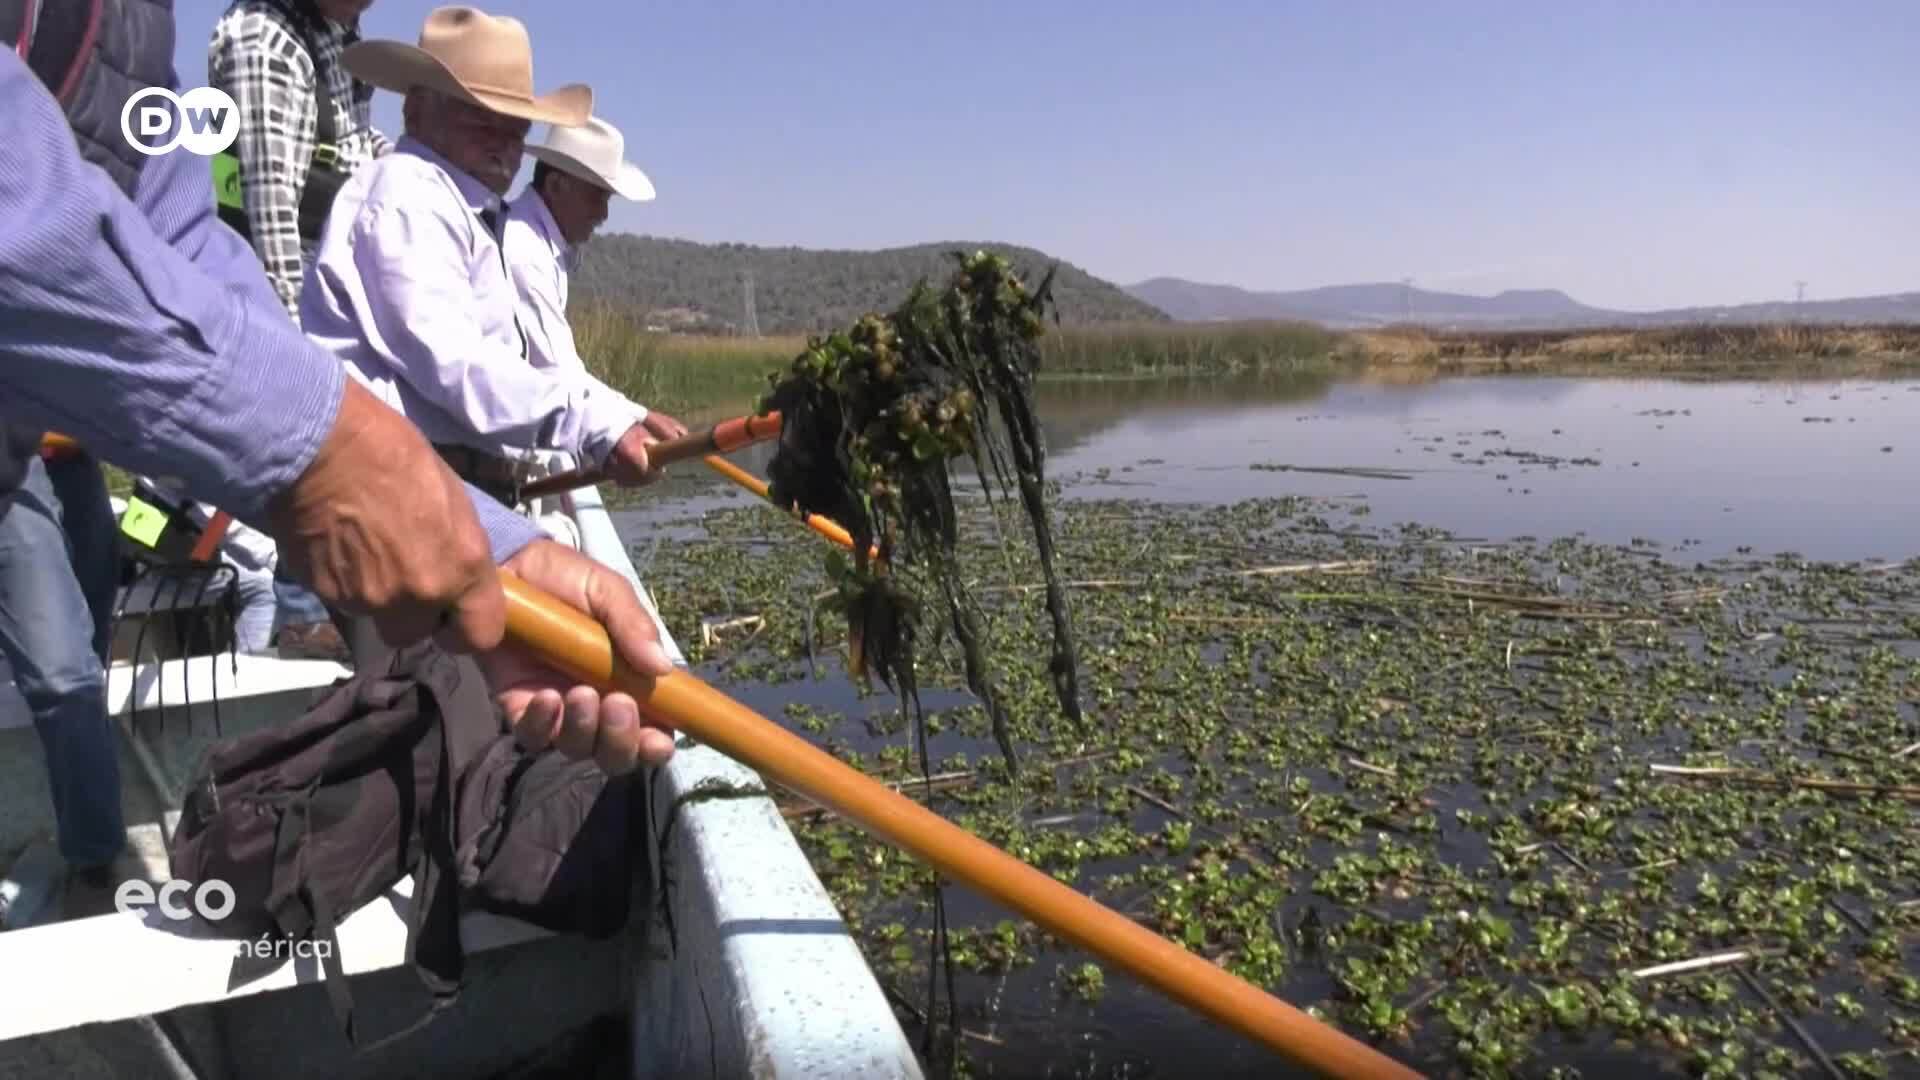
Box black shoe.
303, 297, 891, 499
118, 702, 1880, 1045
61, 862, 121, 921
73, 863, 115, 890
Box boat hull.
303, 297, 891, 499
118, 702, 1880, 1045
0, 482, 921, 1078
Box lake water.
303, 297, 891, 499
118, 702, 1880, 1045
609, 370, 1919, 1078
622, 372, 1917, 565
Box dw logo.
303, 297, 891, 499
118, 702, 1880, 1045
120, 86, 240, 157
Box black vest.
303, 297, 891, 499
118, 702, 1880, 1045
0, 0, 176, 499
0, 0, 177, 199
212, 0, 357, 245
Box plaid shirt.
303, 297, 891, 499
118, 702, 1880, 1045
207, 0, 390, 323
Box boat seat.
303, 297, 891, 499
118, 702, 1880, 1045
0, 650, 561, 1043
0, 872, 556, 1043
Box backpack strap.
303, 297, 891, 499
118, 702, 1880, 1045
404, 659, 472, 1003
12, 0, 101, 105
267, 0, 340, 159
303, 882, 441, 1052
366, 645, 473, 1051
306, 21, 338, 161
362, 647, 475, 1050
6, 0, 42, 59
279, 708, 463, 1053
270, 791, 367, 1044
263, 778, 318, 936
255, 645, 473, 1053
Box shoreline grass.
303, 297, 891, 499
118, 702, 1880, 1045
1353, 322, 1920, 379
573, 306, 1355, 419
576, 300, 1920, 418
571, 303, 795, 422
1036, 319, 1344, 378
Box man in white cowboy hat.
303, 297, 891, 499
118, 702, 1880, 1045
504, 116, 689, 463
299, 6, 668, 518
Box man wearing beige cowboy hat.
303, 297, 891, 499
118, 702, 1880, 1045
299, 6, 668, 520
504, 116, 689, 468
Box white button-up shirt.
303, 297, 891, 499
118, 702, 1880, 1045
501, 186, 649, 419
299, 136, 643, 465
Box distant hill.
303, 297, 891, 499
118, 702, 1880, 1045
572, 236, 1169, 334
1124, 276, 1920, 329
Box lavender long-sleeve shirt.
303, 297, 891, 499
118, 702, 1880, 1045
300, 137, 644, 466
0, 54, 539, 563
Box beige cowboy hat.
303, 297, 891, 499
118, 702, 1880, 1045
342, 5, 590, 126
526, 116, 655, 201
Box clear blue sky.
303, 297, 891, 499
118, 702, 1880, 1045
170, 1, 1916, 311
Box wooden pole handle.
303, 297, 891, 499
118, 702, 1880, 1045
496, 572, 1424, 1080
515, 466, 604, 501
648, 410, 784, 469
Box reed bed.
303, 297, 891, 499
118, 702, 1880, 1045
1035, 319, 1347, 378
576, 300, 1920, 415
571, 303, 1354, 418
1355, 323, 1920, 378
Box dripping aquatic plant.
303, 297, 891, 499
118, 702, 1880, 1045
760, 250, 1087, 773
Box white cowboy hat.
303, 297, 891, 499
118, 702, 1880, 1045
342, 6, 590, 127
525, 116, 655, 201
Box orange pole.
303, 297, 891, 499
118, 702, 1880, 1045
497, 573, 1424, 1080
700, 454, 877, 559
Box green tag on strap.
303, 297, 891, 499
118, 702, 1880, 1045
211, 152, 243, 212
120, 496, 169, 548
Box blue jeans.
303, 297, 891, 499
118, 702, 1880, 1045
230, 564, 278, 654
0, 453, 124, 867
270, 573, 332, 636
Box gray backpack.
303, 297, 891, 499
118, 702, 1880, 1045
167, 640, 646, 1051
452, 731, 638, 939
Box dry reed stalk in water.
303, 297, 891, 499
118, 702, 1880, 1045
1648, 765, 1920, 802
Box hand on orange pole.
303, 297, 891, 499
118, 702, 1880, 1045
495, 571, 1424, 1080
518, 411, 783, 500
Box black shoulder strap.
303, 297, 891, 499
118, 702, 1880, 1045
9, 0, 102, 105
0, 0, 40, 61
300, 19, 338, 150
305, 644, 471, 1052
312, 721, 460, 1055
275, 1, 339, 150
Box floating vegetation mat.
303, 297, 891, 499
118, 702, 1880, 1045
645, 492, 1920, 1080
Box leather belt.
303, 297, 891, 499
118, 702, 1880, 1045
434, 443, 527, 506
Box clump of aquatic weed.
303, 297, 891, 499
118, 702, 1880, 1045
646, 490, 1920, 1080
759, 249, 1087, 770
742, 251, 1097, 1075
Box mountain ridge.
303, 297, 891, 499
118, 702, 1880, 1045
571, 234, 1168, 334
1123, 276, 1920, 329
567, 228, 1918, 333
